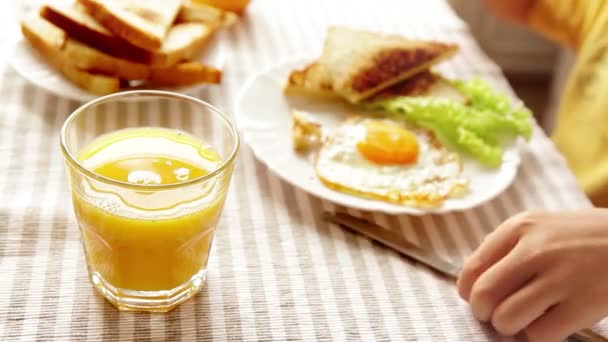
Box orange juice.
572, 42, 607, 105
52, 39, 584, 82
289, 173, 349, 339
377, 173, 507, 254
73, 128, 226, 293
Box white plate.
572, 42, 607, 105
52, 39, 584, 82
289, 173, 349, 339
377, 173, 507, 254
10, 26, 225, 102
235, 60, 521, 215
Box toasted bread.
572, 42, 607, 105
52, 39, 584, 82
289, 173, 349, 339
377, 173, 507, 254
155, 22, 216, 67
287, 27, 459, 103
43, 4, 216, 67
64, 39, 151, 80
177, 2, 238, 27
372, 71, 468, 103
27, 16, 151, 80
63, 22, 216, 79
78, 0, 181, 51
21, 16, 119, 95
148, 62, 221, 86
284, 62, 339, 100
40, 3, 155, 64
323, 27, 458, 103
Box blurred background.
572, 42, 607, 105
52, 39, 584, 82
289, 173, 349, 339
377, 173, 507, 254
449, 0, 572, 134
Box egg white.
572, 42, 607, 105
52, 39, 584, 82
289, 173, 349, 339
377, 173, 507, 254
315, 117, 469, 208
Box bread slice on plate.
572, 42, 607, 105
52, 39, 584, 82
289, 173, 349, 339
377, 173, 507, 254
64, 38, 152, 80
286, 27, 459, 103
68, 21, 216, 70
21, 16, 119, 95
156, 22, 216, 67
148, 61, 221, 86
177, 2, 238, 27
42, 3, 216, 67
40, 3, 155, 64
77, 0, 181, 51
53, 18, 220, 84
323, 27, 459, 103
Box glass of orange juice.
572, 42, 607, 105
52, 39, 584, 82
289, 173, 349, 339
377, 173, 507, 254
60, 91, 239, 312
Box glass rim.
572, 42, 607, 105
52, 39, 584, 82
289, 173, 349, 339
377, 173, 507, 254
60, 90, 240, 191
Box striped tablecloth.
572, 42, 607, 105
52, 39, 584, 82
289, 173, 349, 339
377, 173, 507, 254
1, 0, 606, 340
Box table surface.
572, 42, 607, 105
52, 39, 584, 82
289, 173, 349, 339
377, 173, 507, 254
0, 0, 606, 341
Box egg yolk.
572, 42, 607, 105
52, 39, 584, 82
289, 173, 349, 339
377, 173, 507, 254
356, 121, 419, 165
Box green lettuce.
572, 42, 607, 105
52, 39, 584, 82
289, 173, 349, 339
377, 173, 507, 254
367, 77, 533, 168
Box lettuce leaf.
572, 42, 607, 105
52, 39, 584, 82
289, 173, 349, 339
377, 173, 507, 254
367, 77, 533, 168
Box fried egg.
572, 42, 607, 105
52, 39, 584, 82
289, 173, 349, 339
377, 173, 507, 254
315, 117, 469, 208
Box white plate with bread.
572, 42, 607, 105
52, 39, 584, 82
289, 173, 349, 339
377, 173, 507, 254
11, 0, 237, 102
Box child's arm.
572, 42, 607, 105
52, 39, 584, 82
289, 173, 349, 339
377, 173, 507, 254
483, 0, 603, 50
482, 0, 536, 25
457, 209, 608, 342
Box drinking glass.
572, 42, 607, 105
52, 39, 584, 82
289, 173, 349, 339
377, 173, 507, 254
60, 90, 239, 312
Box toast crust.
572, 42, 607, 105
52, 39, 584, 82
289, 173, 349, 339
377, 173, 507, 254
21, 16, 119, 95
153, 22, 216, 67
148, 62, 221, 86
284, 62, 341, 100
64, 39, 151, 80
78, 0, 161, 50
40, 4, 155, 64
177, 2, 238, 27
287, 63, 332, 91
78, 0, 181, 51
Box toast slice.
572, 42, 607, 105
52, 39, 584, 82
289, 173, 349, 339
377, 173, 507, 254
42, 4, 216, 67
148, 62, 221, 86
177, 2, 238, 27
68, 21, 217, 73
287, 27, 459, 103
64, 39, 152, 80
40, 3, 154, 64
155, 22, 216, 67
372, 70, 468, 103
78, 0, 181, 51
27, 16, 151, 80
323, 27, 459, 103
21, 16, 119, 95
284, 62, 338, 100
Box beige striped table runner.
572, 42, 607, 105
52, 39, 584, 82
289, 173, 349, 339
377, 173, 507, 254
1, 0, 607, 340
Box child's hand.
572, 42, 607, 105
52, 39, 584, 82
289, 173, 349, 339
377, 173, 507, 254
457, 210, 608, 342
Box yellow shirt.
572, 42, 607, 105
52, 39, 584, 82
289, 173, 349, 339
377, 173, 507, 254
529, 0, 608, 204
